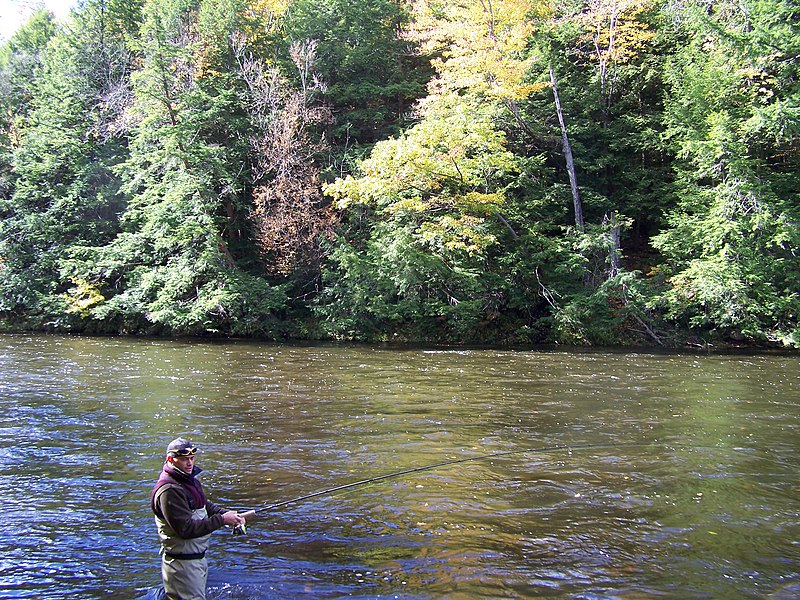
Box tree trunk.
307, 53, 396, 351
550, 66, 584, 232
604, 211, 621, 276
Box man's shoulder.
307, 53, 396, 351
151, 478, 193, 518
152, 476, 187, 505
153, 479, 183, 496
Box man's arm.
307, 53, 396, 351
205, 499, 225, 517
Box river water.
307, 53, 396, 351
0, 334, 797, 599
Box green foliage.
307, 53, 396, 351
318, 87, 532, 342
65, 0, 287, 336
653, 0, 800, 345
526, 0, 673, 231
553, 270, 658, 346
0, 10, 57, 197
283, 0, 432, 145
651, 181, 800, 342
315, 223, 503, 343
0, 9, 128, 329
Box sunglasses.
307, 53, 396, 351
172, 447, 198, 457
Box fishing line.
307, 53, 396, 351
244, 440, 657, 516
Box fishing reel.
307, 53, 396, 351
231, 510, 254, 535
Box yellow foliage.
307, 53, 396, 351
249, 0, 292, 12
464, 191, 503, 206
245, 0, 292, 28
408, 0, 542, 103
420, 214, 498, 255
463, 191, 504, 215
388, 197, 431, 214
63, 279, 105, 317
577, 0, 656, 68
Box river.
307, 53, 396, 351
0, 334, 797, 599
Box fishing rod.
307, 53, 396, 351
236, 440, 656, 528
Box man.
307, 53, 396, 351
151, 437, 246, 600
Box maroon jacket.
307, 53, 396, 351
151, 463, 225, 540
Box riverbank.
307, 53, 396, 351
1, 319, 796, 354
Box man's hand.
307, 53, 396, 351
222, 511, 245, 526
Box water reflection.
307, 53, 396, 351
0, 336, 797, 599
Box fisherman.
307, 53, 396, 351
151, 437, 246, 600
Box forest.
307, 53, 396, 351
0, 0, 798, 348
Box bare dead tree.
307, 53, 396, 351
234, 34, 336, 275
550, 65, 584, 232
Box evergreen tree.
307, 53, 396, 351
0, 10, 57, 159
0, 4, 132, 329
652, 0, 800, 346
71, 0, 286, 336
283, 0, 432, 147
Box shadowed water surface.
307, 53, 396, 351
0, 335, 797, 598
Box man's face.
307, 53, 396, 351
170, 454, 195, 473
